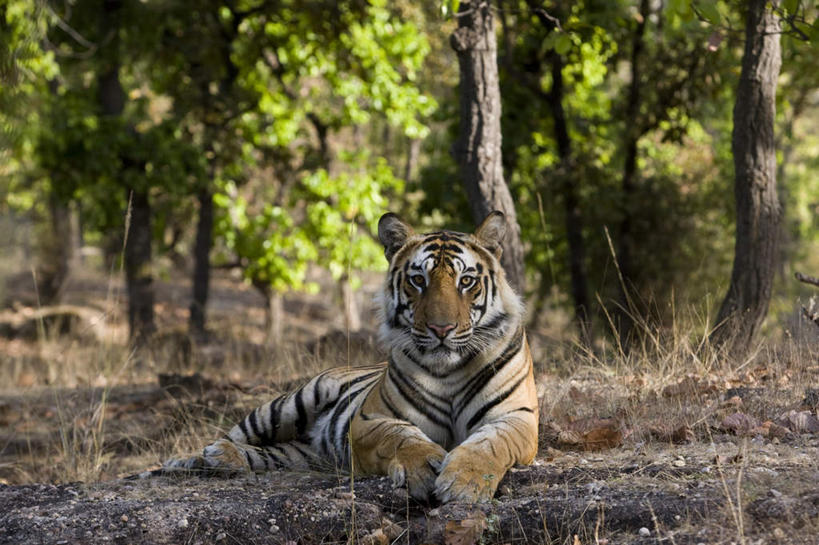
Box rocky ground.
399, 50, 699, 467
2, 439, 819, 545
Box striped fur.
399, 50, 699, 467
153, 211, 538, 504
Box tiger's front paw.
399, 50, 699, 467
434, 446, 503, 504
163, 439, 251, 476
387, 442, 447, 502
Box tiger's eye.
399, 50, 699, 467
411, 274, 426, 288
460, 276, 475, 289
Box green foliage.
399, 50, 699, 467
215, 152, 403, 293
0, 0, 58, 214
205, 0, 434, 295
3, 0, 819, 338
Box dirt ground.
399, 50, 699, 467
1, 267, 818, 544
1, 441, 819, 544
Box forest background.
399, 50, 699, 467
3, 0, 819, 352
1, 0, 819, 497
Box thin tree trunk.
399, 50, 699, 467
615, 0, 650, 347
37, 196, 73, 304
124, 189, 156, 342
189, 188, 213, 341
548, 53, 592, 344
404, 138, 421, 183
266, 291, 283, 346
450, 0, 525, 293
99, 0, 155, 343
711, 0, 782, 357
341, 274, 361, 332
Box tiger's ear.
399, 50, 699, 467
378, 213, 414, 262
473, 210, 506, 259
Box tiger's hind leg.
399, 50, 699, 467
150, 439, 321, 477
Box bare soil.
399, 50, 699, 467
1, 442, 819, 544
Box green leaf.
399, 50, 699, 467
554, 33, 572, 56
697, 2, 721, 25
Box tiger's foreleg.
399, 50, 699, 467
434, 410, 538, 504
350, 411, 447, 501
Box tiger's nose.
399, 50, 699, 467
428, 323, 456, 339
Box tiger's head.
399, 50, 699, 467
376, 211, 523, 371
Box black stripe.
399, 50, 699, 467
265, 447, 286, 469
268, 398, 281, 443
319, 373, 380, 455
456, 329, 523, 413
473, 312, 510, 337
312, 375, 324, 409
387, 364, 449, 428
402, 347, 460, 378
248, 409, 262, 440
316, 371, 382, 420
237, 419, 251, 442
335, 411, 356, 462
390, 360, 450, 407
391, 362, 451, 406
466, 375, 527, 431
512, 406, 535, 414
295, 389, 308, 438
330, 384, 370, 452
379, 387, 406, 420
291, 442, 313, 460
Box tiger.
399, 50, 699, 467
147, 211, 538, 504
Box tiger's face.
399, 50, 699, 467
376, 211, 523, 370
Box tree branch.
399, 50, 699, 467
795, 271, 819, 288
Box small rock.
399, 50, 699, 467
120, 515, 128, 523
638, 527, 651, 537
178, 518, 189, 529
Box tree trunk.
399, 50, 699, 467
404, 138, 421, 183
341, 274, 361, 332
548, 53, 592, 344
124, 189, 156, 343
98, 0, 155, 343
450, 0, 525, 293
265, 290, 283, 346
614, 0, 650, 348
36, 196, 73, 304
711, 0, 782, 358
189, 188, 213, 341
